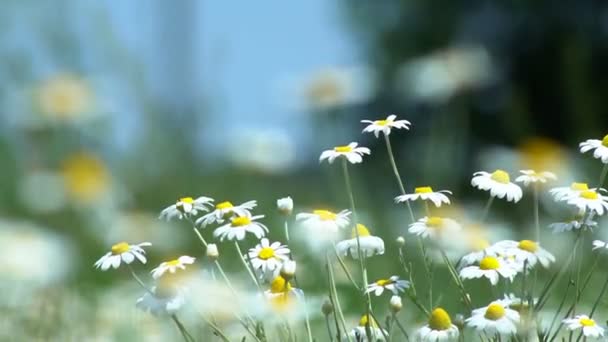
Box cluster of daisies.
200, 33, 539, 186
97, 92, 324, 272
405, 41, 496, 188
93, 114, 608, 341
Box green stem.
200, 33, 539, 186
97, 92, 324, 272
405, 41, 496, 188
480, 196, 494, 223
234, 241, 262, 291
172, 314, 196, 342
283, 220, 290, 242
440, 249, 473, 311
332, 243, 362, 291
326, 252, 351, 342
599, 163, 608, 188
384, 134, 415, 222
325, 314, 334, 342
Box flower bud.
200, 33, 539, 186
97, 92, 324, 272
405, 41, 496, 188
206, 244, 219, 261
389, 295, 402, 313
396, 236, 405, 247
321, 299, 334, 316
280, 260, 297, 280
277, 196, 294, 215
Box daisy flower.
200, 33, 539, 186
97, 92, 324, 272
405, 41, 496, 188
335, 224, 385, 259
466, 300, 520, 336
579, 134, 608, 163
592, 240, 608, 251
490, 240, 555, 268
550, 182, 593, 202
196, 200, 257, 227
319, 142, 370, 164
248, 238, 290, 280
361, 114, 411, 138
548, 214, 597, 233
151, 256, 195, 279
213, 214, 268, 241
417, 307, 460, 342
502, 293, 537, 313
296, 209, 351, 234
159, 196, 213, 220
136, 286, 186, 317
94, 241, 151, 271
515, 170, 557, 187
459, 256, 518, 285
566, 189, 608, 215
263, 275, 304, 313
471, 170, 523, 203
365, 275, 409, 296
345, 314, 388, 342
460, 237, 492, 266
395, 186, 452, 207
563, 315, 605, 338
408, 216, 461, 241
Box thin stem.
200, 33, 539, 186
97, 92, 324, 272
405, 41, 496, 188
384, 134, 415, 222
201, 316, 231, 342
326, 252, 351, 342
440, 249, 473, 311
283, 220, 290, 242
234, 241, 261, 291
172, 314, 196, 342
332, 243, 362, 291
127, 264, 154, 295
599, 163, 608, 188
534, 185, 540, 243
325, 314, 335, 342
393, 315, 410, 341
480, 196, 495, 223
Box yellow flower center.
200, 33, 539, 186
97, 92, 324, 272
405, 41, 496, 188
165, 259, 181, 267
258, 247, 275, 260
270, 275, 292, 293
580, 318, 596, 327
358, 314, 379, 328
111, 242, 130, 255
571, 182, 589, 191
580, 190, 599, 200
351, 224, 371, 238
375, 278, 394, 286
427, 217, 444, 229
61, 153, 109, 203
415, 186, 434, 194
602, 134, 608, 147
179, 197, 194, 204
313, 209, 337, 221
216, 201, 234, 210
231, 216, 252, 227
334, 145, 353, 153
490, 170, 510, 184
484, 303, 506, 320
518, 240, 538, 252
479, 256, 500, 270
429, 308, 452, 331
375, 119, 388, 126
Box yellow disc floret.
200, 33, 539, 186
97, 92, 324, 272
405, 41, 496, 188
490, 170, 510, 184
334, 145, 353, 153
580, 317, 596, 327
429, 308, 453, 331
375, 278, 394, 286
571, 182, 589, 191
313, 209, 337, 221
111, 242, 130, 255
580, 190, 599, 200
270, 275, 292, 293
426, 217, 444, 229
165, 259, 181, 267
231, 216, 252, 227
179, 197, 194, 204
415, 186, 434, 194
602, 134, 608, 147
484, 303, 506, 320
358, 314, 379, 328
258, 247, 275, 260
351, 224, 371, 238
518, 240, 538, 252
216, 201, 234, 210
375, 119, 388, 126
479, 256, 500, 270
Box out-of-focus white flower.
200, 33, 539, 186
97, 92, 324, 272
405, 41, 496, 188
489, 240, 555, 268
319, 142, 370, 164
335, 224, 385, 259
247, 238, 290, 281
151, 256, 195, 279
345, 314, 388, 341
417, 307, 460, 342
263, 275, 305, 315
365, 276, 409, 296
566, 189, 608, 216
277, 196, 294, 215
592, 240, 608, 251
60, 152, 111, 204
36, 73, 93, 121
227, 128, 296, 174
18, 170, 66, 213
515, 170, 557, 187
280, 260, 297, 280
395, 187, 452, 207
206, 244, 219, 261
472, 170, 522, 203
94, 242, 151, 271
459, 256, 518, 285
562, 315, 604, 338
408, 216, 461, 241
550, 182, 594, 202
466, 300, 520, 335
296, 209, 351, 234
548, 214, 597, 233
361, 114, 411, 138
502, 293, 537, 312
460, 237, 492, 266
136, 286, 185, 317
297, 66, 373, 110
389, 296, 403, 313
213, 214, 268, 241
159, 196, 213, 221
579, 135, 608, 164
196, 200, 257, 227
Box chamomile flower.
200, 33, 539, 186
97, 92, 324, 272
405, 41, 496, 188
361, 114, 411, 138
136, 286, 186, 317
417, 308, 460, 342
579, 134, 608, 164
365, 275, 409, 296
490, 240, 555, 268
408, 216, 461, 241
296, 209, 351, 234
335, 224, 385, 259
459, 256, 518, 285
592, 240, 608, 251
345, 314, 388, 342
563, 315, 605, 338
566, 189, 608, 215
471, 170, 523, 203
395, 186, 452, 207
466, 300, 520, 335
515, 170, 557, 187
263, 275, 304, 314
196, 200, 257, 227
94, 242, 151, 271
460, 237, 492, 266
159, 196, 213, 220
502, 294, 536, 312
550, 182, 594, 202
548, 214, 597, 233
319, 142, 370, 164
150, 256, 195, 279
213, 214, 268, 241
248, 238, 290, 280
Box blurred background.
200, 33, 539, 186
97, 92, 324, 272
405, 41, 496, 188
2, 0, 608, 340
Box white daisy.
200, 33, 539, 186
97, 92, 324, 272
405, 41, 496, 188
361, 114, 411, 138
213, 214, 268, 241
344, 315, 388, 342
277, 196, 293, 215
550, 182, 594, 202
489, 240, 555, 268
335, 224, 385, 259
365, 275, 409, 296
248, 238, 290, 280
471, 170, 523, 203
296, 209, 351, 234
459, 256, 518, 285
395, 186, 452, 207
263, 275, 305, 314
548, 214, 597, 233
460, 238, 492, 266
417, 307, 460, 342
94, 241, 151, 271
466, 300, 520, 336
195, 200, 257, 227
592, 240, 608, 251
502, 293, 537, 312
563, 315, 605, 338
515, 170, 557, 187
319, 142, 370, 164
579, 134, 608, 164
150, 256, 196, 279
566, 189, 608, 215
159, 196, 213, 221
408, 216, 461, 241
136, 286, 186, 317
